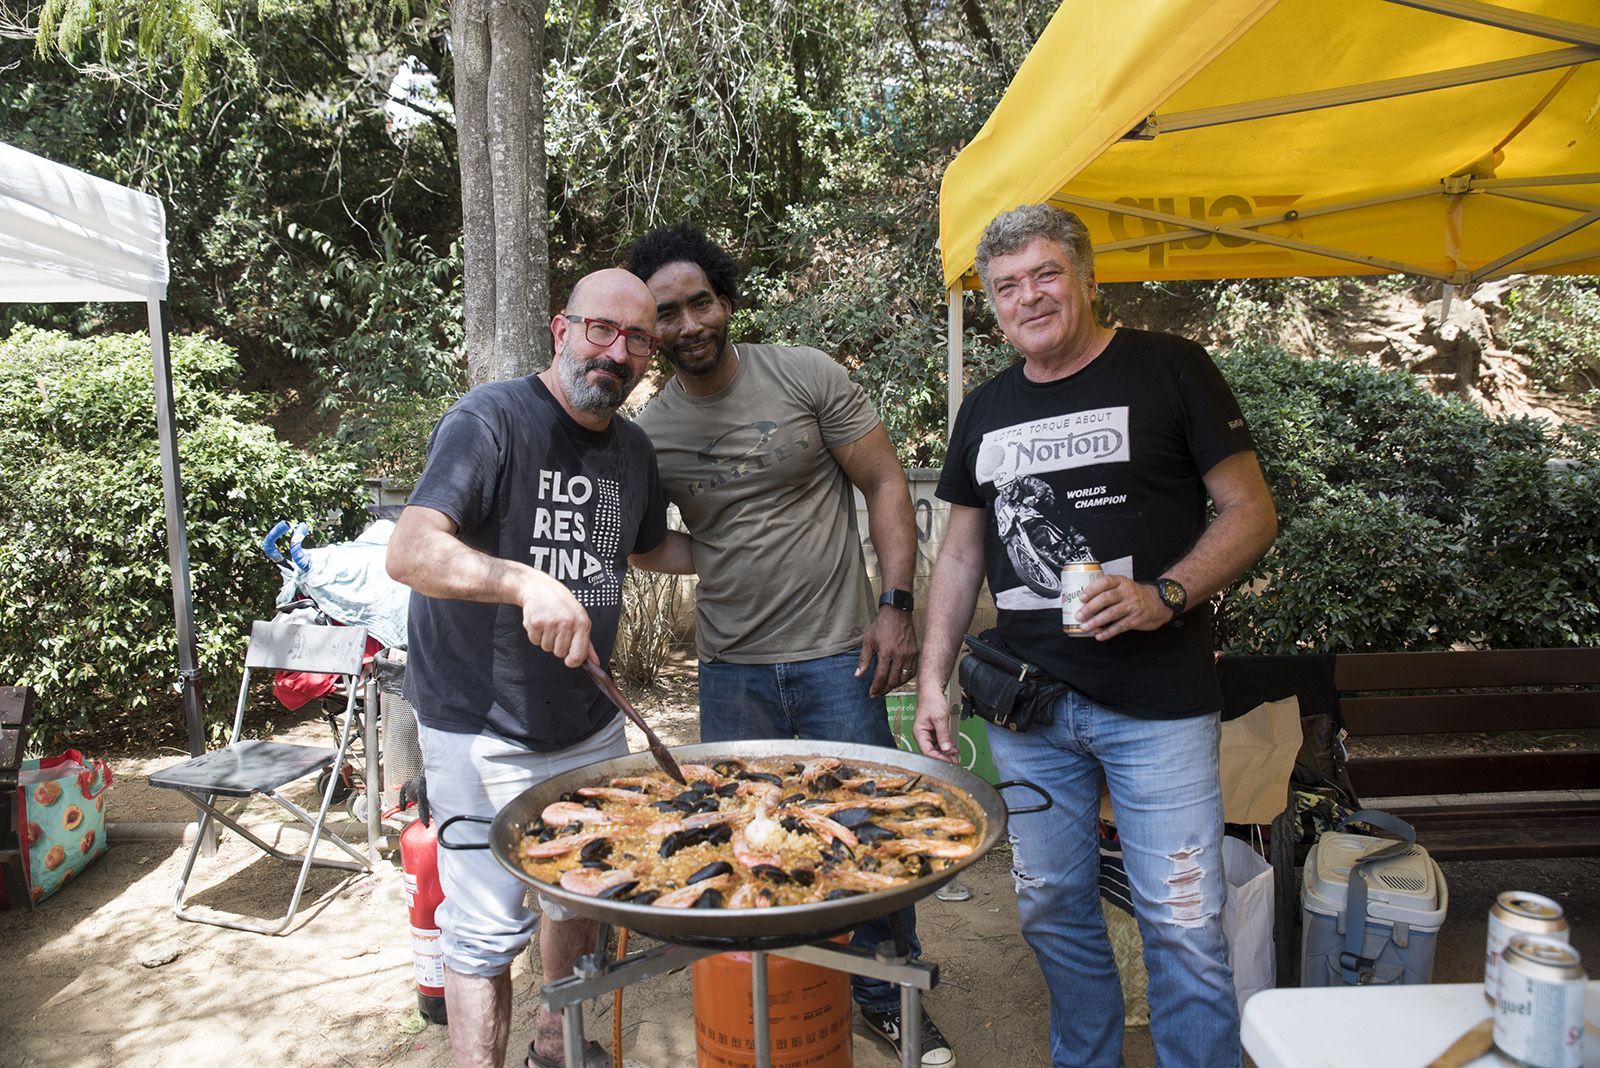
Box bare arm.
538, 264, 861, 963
386, 504, 595, 667
831, 423, 919, 696
1077, 450, 1278, 639
630, 529, 696, 574
912, 504, 988, 762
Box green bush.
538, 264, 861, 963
0, 325, 368, 746
1502, 277, 1600, 405
1217, 343, 1600, 652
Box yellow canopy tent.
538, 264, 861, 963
937, 0, 1600, 425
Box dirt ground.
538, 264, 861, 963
4, 658, 1599, 1068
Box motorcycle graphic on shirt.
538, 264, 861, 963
994, 476, 1094, 598
975, 406, 1131, 608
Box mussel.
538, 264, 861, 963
827, 807, 874, 829
692, 889, 725, 909
686, 860, 734, 884
597, 879, 639, 900
854, 822, 897, 845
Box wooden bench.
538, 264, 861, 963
1334, 648, 1600, 860
1226, 648, 1600, 985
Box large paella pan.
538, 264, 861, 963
441, 739, 1047, 949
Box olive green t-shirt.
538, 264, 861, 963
636, 343, 881, 663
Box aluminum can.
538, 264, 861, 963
1060, 561, 1102, 636
1493, 935, 1586, 1068
1487, 891, 1569, 1003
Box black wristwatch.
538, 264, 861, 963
1153, 577, 1187, 619
878, 588, 914, 612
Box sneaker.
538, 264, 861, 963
859, 1004, 955, 1067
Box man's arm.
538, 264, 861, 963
830, 423, 919, 696
386, 504, 595, 667
630, 529, 696, 574
1077, 450, 1278, 639
912, 504, 987, 762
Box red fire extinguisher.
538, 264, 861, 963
398, 778, 448, 1024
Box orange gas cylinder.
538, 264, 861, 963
691, 939, 853, 1068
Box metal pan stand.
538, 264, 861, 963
542, 929, 939, 1068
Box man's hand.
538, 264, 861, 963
1074, 575, 1173, 640
912, 687, 959, 764
857, 606, 919, 697
388, 505, 597, 667
516, 571, 593, 667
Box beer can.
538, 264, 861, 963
1060, 561, 1102, 636
1493, 935, 1586, 1068
1487, 891, 1569, 1003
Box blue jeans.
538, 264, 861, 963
987, 690, 1239, 1068
699, 650, 920, 1012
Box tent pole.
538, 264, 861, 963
946, 283, 964, 435
148, 298, 205, 759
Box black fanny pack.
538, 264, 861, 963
957, 631, 1067, 732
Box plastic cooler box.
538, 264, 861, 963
885, 693, 999, 784
1300, 831, 1449, 986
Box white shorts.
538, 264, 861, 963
417, 716, 628, 976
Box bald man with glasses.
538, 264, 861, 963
388, 268, 690, 1068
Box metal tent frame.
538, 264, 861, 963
938, 0, 1600, 428
0, 142, 205, 758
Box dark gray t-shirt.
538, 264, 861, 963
404, 375, 667, 750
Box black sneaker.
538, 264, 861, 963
859, 1005, 954, 1067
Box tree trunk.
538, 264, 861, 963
452, 0, 550, 388
959, 0, 1002, 65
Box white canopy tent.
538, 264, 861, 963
0, 141, 206, 757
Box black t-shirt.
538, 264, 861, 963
404, 375, 667, 750
937, 328, 1255, 718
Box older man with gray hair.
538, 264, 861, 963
912, 204, 1277, 1067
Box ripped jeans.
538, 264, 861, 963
986, 691, 1239, 1068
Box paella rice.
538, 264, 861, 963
516, 756, 981, 909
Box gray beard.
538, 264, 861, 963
558, 339, 632, 414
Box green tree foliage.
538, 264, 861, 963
1217, 343, 1600, 653
0, 326, 367, 744
1503, 277, 1600, 406
2, 1, 463, 430
544, 0, 1042, 464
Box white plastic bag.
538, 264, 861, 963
1222, 834, 1275, 1013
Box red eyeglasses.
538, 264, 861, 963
563, 315, 660, 358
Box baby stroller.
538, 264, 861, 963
261, 519, 419, 844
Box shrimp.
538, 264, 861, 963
807, 868, 901, 899
789, 807, 859, 849
677, 764, 728, 786
734, 780, 782, 814
798, 757, 843, 785
559, 867, 638, 897
877, 816, 977, 837
606, 776, 681, 798
575, 786, 661, 805
808, 791, 948, 816
871, 838, 975, 860
727, 882, 776, 909
838, 773, 921, 793
654, 873, 735, 908
539, 801, 636, 828
518, 831, 612, 860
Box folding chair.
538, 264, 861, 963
150, 619, 374, 933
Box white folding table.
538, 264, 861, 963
1242, 981, 1600, 1067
